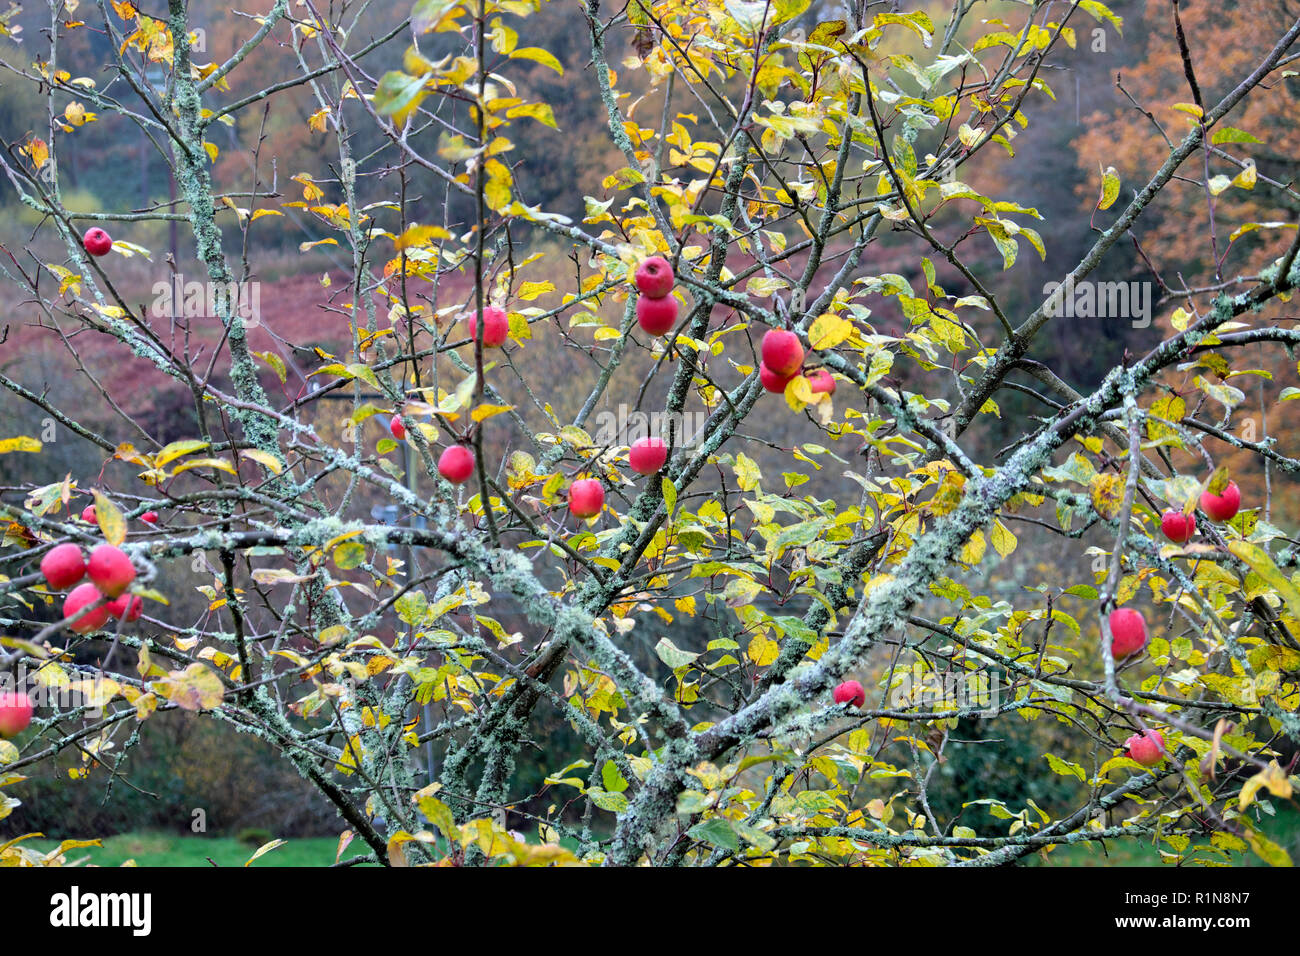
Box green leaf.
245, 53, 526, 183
372, 71, 429, 126
733, 821, 776, 851
602, 760, 629, 794
1245, 826, 1292, 867
1045, 753, 1086, 781
333, 541, 366, 570
395, 591, 429, 626
688, 817, 739, 851
416, 793, 459, 841
1210, 126, 1261, 145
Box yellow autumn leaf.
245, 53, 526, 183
170, 457, 238, 476
244, 839, 287, 866
471, 403, 514, 423
1090, 473, 1125, 520
1238, 759, 1293, 811
784, 374, 815, 411
733, 452, 761, 491
990, 519, 1017, 558
808, 313, 854, 350
155, 439, 209, 467
747, 633, 779, 666
1227, 540, 1300, 621
393, 223, 453, 250
240, 448, 284, 475
516, 280, 555, 300
153, 663, 224, 712
1098, 165, 1120, 210
92, 489, 127, 546
0, 437, 41, 454
23, 136, 48, 169
960, 528, 986, 565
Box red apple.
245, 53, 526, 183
107, 593, 143, 623
759, 362, 795, 394
0, 691, 33, 738
468, 306, 509, 348
141, 511, 159, 525
87, 544, 135, 598
63, 582, 109, 634
833, 680, 866, 708
82, 227, 113, 257
634, 255, 675, 298
1200, 480, 1240, 522
568, 479, 605, 519
806, 369, 836, 395
636, 294, 678, 336
389, 414, 407, 441
40, 543, 86, 590
761, 329, 804, 377
1160, 509, 1196, 544
438, 445, 476, 484
1108, 607, 1147, 658
1125, 729, 1166, 767
80, 505, 96, 523
629, 437, 667, 475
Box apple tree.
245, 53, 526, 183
0, 0, 1298, 866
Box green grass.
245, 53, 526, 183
1027, 803, 1300, 867
23, 831, 378, 867
17, 802, 1298, 866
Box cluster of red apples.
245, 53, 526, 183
1157, 479, 1241, 543
1109, 479, 1243, 662
40, 537, 140, 633
759, 329, 835, 397
386, 258, 690, 521
70, 228, 1227, 773
634, 255, 679, 336
1096, 478, 1245, 766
